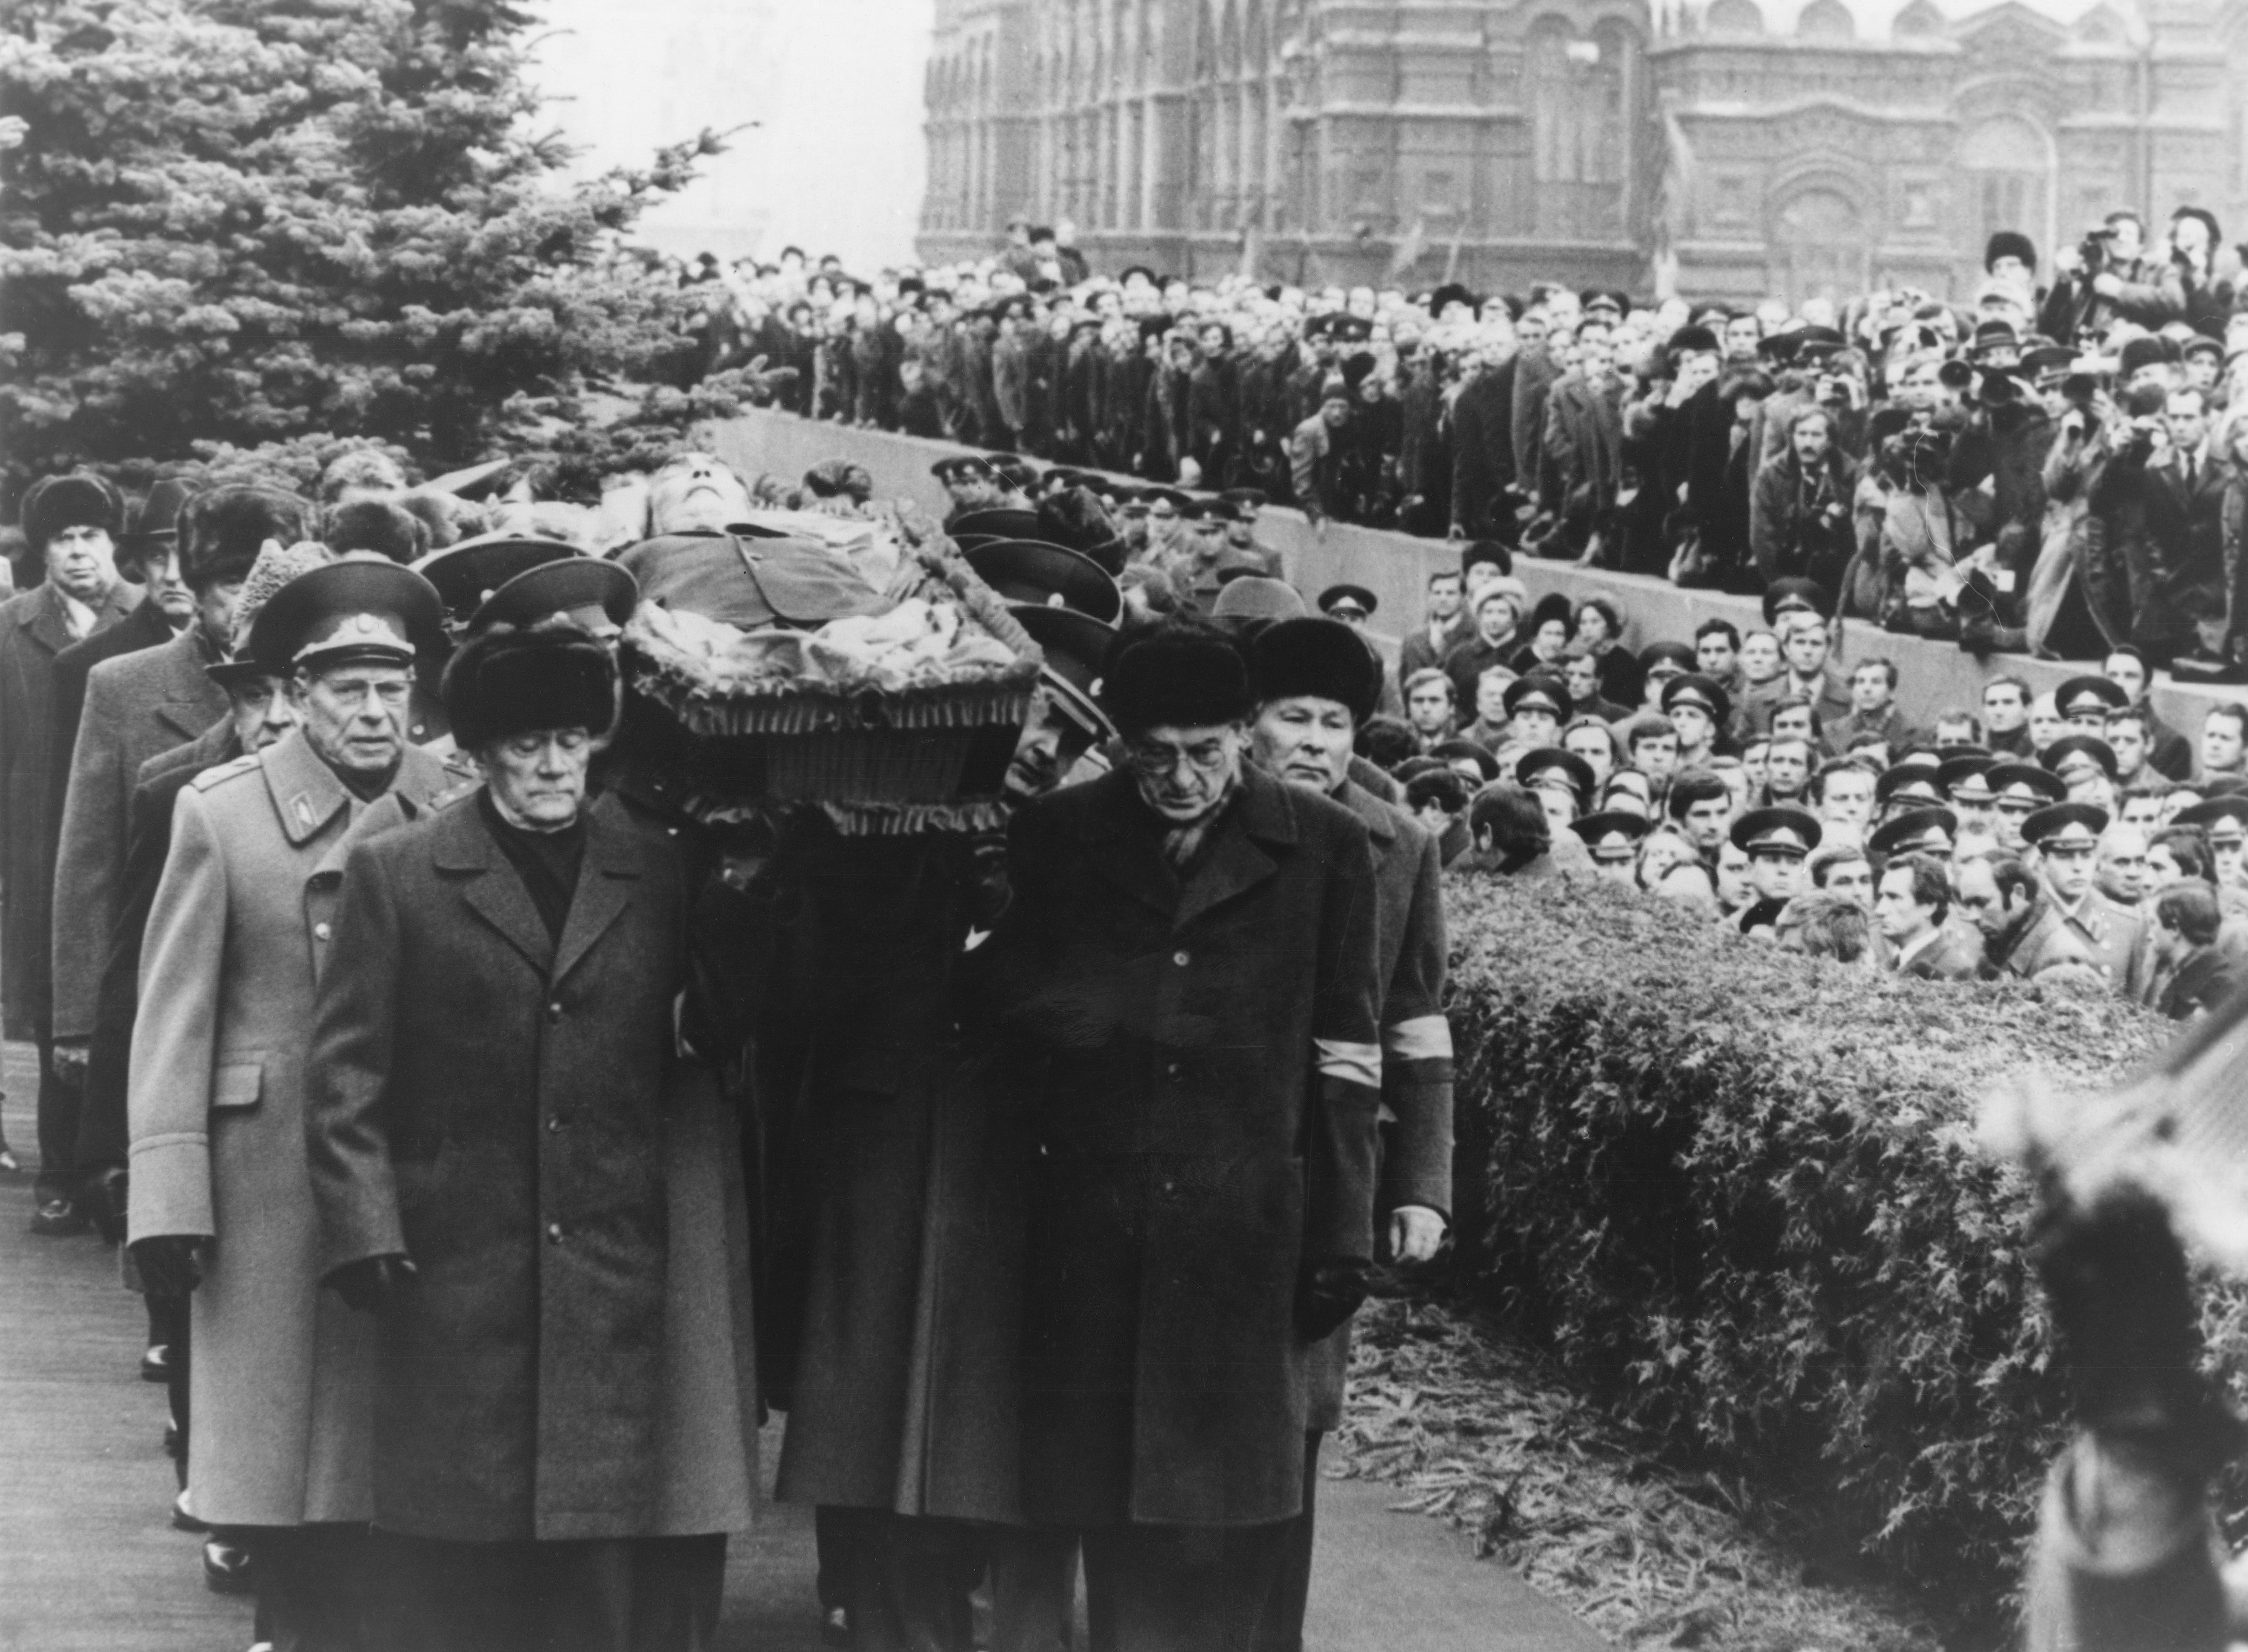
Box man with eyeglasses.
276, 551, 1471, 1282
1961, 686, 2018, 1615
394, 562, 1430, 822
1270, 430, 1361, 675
126, 559, 455, 1649
981, 624, 1384, 1651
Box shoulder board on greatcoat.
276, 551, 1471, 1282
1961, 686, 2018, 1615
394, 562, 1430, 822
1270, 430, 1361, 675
189, 753, 263, 793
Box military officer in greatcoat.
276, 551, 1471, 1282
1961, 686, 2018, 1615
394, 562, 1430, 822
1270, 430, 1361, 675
980, 624, 1385, 1650
1241, 617, 1454, 1652
126, 559, 455, 1649
1998, 803, 2151, 995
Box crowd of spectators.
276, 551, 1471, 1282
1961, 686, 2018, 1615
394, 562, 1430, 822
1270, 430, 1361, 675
683, 208, 2248, 670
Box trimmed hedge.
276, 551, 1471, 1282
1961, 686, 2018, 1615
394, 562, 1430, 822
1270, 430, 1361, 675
1445, 874, 2174, 1611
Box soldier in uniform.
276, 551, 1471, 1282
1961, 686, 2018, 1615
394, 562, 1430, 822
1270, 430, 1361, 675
74, 548, 308, 1589
1867, 807, 1957, 863
1573, 809, 1650, 883
126, 560, 455, 1650
2043, 733, 2121, 815
1997, 803, 2151, 994
1239, 617, 1453, 1652
1940, 756, 2002, 854
49, 487, 295, 1211
1729, 806, 1820, 937
1988, 761, 2068, 854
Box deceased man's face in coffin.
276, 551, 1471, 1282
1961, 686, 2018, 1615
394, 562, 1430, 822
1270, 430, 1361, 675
650, 452, 754, 535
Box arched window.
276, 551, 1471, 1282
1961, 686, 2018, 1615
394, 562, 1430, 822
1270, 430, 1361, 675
1799, 0, 1854, 39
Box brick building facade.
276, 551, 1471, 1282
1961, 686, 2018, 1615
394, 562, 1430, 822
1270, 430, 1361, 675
918, 0, 2248, 304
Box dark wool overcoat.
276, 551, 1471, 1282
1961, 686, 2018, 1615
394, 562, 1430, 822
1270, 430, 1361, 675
1305, 781, 1455, 1431
0, 579, 140, 1035
983, 766, 1385, 1529
51, 622, 227, 1039
305, 796, 752, 1542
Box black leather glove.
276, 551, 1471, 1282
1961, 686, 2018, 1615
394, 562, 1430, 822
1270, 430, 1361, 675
2033, 1181, 2246, 1472
129, 1235, 205, 1300
1296, 1255, 1373, 1342
328, 1254, 416, 1314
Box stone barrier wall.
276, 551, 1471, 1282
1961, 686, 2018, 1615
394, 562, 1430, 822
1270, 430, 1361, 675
701, 408, 2245, 734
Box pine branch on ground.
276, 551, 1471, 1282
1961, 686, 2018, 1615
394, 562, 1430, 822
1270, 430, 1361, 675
1335, 1290, 1954, 1652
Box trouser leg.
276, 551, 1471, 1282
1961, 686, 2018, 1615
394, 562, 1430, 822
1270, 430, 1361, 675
1081, 1521, 1286, 1652
816, 1505, 858, 1613
32, 1031, 80, 1204
626, 1534, 729, 1652
165, 1297, 190, 1487
254, 1522, 372, 1652
371, 1530, 731, 1652
989, 1526, 1078, 1652
1244, 1434, 1320, 1652
846, 1511, 984, 1652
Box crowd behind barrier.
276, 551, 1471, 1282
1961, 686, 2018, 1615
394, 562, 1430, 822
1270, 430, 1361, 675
680, 210, 2248, 673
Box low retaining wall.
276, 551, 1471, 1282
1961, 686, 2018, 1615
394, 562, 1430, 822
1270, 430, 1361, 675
700, 408, 2243, 734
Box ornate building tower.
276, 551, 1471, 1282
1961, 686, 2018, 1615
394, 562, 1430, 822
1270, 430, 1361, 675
921, 0, 2248, 301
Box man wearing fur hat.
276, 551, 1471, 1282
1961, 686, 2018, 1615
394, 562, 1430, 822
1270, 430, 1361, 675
302, 623, 747, 1651
980, 624, 1384, 1648
1242, 617, 1453, 1652
127, 559, 455, 1649
0, 472, 142, 1218
47, 487, 308, 1235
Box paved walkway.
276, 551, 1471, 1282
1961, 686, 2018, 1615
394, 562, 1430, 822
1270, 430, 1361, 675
0, 1043, 1599, 1651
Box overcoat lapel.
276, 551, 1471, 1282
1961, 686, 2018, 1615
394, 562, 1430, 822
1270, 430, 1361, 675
1078, 772, 1181, 919
431, 803, 554, 975
551, 813, 640, 986
1174, 770, 1294, 930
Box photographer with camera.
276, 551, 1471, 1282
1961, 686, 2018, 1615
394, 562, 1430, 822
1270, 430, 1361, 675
1751, 402, 1861, 592
2042, 210, 2186, 342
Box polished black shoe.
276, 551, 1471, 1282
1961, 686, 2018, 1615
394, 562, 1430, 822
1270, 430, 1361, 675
202, 1537, 253, 1594
173, 1490, 208, 1532
821, 1606, 850, 1647
163, 1418, 181, 1458
140, 1343, 172, 1383
29, 1196, 87, 1237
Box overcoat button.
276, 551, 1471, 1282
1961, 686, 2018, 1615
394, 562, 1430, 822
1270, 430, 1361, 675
547, 1223, 565, 1244
1172, 950, 1190, 967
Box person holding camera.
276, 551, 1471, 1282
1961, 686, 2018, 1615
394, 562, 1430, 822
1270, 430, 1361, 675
2041, 209, 2185, 341
1751, 404, 1861, 592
